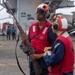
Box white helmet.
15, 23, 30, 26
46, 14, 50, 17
52, 14, 68, 31
35, 3, 49, 14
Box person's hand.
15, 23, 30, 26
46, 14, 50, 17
30, 54, 38, 60
30, 53, 44, 60
19, 41, 29, 55
21, 34, 28, 42
44, 47, 51, 52
43, 47, 52, 56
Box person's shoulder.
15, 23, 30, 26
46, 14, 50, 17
55, 40, 65, 48
46, 20, 52, 27
46, 20, 52, 24
32, 22, 38, 25
30, 21, 38, 27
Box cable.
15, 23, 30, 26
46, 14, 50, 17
15, 33, 26, 75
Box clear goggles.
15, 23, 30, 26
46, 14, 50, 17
35, 8, 46, 14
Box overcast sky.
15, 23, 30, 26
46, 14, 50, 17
0, 5, 13, 24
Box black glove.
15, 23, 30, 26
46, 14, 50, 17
19, 41, 29, 55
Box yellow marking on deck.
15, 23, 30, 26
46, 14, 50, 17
0, 63, 17, 67
0, 63, 26, 67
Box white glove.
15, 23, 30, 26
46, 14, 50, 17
44, 51, 51, 56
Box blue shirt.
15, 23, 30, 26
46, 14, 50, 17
7, 28, 11, 32
43, 40, 65, 66
47, 26, 57, 45
11, 28, 16, 33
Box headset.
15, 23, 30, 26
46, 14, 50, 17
52, 14, 60, 30
46, 11, 50, 19
53, 23, 59, 30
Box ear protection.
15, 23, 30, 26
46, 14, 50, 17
46, 11, 50, 19
45, 8, 51, 19
53, 23, 59, 30
52, 14, 59, 30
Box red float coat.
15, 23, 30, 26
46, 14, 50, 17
30, 21, 52, 54
48, 32, 74, 75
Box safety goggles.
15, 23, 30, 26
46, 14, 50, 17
36, 8, 46, 15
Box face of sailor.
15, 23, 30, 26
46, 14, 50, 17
36, 13, 45, 21
35, 8, 46, 21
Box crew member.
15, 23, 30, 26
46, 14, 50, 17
21, 3, 57, 75
43, 14, 74, 75
6, 26, 11, 40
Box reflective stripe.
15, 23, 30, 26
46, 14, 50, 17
62, 32, 69, 38
42, 27, 48, 34
32, 26, 36, 32
54, 43, 60, 49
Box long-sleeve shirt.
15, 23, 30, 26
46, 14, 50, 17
47, 26, 57, 45
43, 40, 65, 66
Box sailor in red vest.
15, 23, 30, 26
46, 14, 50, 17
21, 3, 57, 75
43, 14, 74, 75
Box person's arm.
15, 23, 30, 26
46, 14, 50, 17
30, 53, 44, 60
47, 26, 57, 45
43, 41, 65, 66
19, 27, 31, 55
